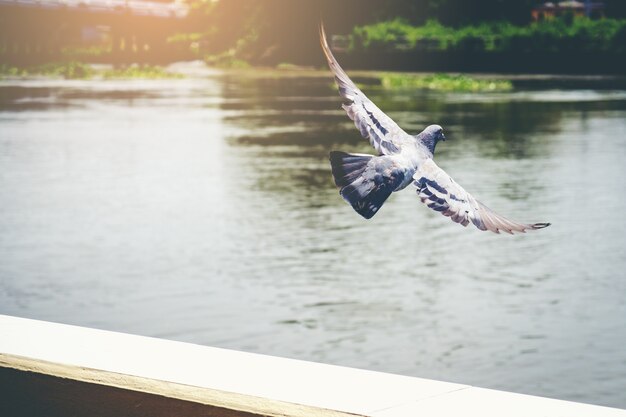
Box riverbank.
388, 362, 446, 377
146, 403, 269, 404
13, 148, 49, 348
0, 61, 512, 92
3, 60, 626, 92
0, 62, 184, 81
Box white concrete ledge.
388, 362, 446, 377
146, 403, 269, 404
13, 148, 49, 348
1, 314, 625, 417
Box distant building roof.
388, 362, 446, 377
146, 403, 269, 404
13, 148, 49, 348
532, 1, 605, 18
558, 1, 585, 7
534, 1, 605, 9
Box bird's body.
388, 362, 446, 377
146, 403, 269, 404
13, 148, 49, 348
320, 24, 550, 234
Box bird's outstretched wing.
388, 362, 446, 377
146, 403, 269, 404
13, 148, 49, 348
320, 24, 408, 156
413, 159, 550, 234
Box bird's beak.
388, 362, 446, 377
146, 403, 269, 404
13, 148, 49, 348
441, 133, 446, 141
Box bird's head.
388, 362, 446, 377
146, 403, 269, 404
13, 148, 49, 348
418, 124, 446, 154
426, 124, 446, 142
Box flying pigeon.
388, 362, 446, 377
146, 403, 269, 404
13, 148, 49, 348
320, 25, 550, 234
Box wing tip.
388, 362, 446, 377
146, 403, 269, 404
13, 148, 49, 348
531, 222, 551, 230
319, 21, 345, 74
319, 21, 331, 59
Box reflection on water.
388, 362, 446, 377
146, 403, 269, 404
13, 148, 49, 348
1, 70, 625, 408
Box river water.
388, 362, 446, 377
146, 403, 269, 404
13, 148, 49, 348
1, 67, 625, 408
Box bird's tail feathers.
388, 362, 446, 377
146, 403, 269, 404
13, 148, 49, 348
330, 151, 372, 187
329, 151, 392, 219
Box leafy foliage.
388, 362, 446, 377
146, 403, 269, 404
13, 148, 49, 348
101, 65, 184, 79
0, 62, 183, 80
351, 17, 626, 54
378, 73, 512, 92
0, 62, 94, 79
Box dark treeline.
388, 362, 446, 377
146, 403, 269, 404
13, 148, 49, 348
373, 0, 626, 25
188, 0, 626, 69
3, 0, 626, 71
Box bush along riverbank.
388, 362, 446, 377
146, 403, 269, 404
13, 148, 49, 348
376, 73, 512, 92
0, 62, 184, 80
344, 17, 626, 74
